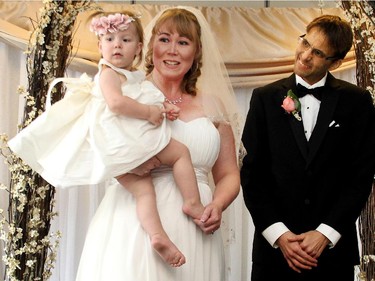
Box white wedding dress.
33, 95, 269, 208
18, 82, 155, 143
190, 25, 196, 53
75, 117, 225, 281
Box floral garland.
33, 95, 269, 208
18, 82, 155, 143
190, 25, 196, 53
340, 1, 375, 104
339, 1, 375, 281
0, 1, 97, 280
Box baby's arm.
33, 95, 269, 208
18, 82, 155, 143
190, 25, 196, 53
163, 102, 180, 121
100, 67, 165, 125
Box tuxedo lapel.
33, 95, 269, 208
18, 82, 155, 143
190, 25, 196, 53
307, 74, 340, 166
282, 75, 309, 160
289, 114, 308, 160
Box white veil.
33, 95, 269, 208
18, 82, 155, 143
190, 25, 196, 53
142, 6, 245, 163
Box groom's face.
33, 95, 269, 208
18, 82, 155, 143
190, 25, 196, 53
293, 27, 336, 85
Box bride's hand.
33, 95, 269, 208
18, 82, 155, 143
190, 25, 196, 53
194, 202, 222, 235
129, 157, 161, 176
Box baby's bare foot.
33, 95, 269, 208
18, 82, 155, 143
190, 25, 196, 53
182, 201, 205, 221
151, 233, 186, 267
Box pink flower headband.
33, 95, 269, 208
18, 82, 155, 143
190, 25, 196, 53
90, 13, 135, 36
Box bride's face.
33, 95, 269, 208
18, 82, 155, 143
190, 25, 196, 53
152, 24, 196, 82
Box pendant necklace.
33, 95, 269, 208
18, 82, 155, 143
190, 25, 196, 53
150, 74, 183, 105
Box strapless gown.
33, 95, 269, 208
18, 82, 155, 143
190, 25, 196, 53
75, 117, 225, 281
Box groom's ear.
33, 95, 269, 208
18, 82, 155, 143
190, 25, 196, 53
328, 59, 342, 71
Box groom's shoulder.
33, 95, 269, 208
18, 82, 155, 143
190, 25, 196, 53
253, 76, 291, 96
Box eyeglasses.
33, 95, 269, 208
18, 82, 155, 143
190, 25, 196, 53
298, 34, 337, 61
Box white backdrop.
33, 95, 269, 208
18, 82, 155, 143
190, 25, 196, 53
0, 40, 357, 280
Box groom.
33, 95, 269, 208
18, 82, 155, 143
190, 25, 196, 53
240, 15, 375, 281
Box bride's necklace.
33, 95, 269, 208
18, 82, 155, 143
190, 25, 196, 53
150, 74, 183, 105
164, 96, 183, 105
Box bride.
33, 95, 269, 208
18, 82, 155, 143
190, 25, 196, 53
76, 6, 243, 281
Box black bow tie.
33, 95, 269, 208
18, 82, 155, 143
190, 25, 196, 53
296, 84, 324, 101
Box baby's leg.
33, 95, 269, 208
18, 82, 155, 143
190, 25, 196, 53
117, 173, 185, 267
156, 138, 205, 221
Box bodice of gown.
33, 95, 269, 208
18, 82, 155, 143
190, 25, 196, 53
152, 117, 220, 185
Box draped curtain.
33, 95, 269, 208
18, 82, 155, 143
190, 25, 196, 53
0, 3, 356, 281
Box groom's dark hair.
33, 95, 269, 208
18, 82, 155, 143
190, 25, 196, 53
307, 15, 353, 60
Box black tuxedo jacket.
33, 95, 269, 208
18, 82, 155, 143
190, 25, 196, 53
241, 73, 375, 272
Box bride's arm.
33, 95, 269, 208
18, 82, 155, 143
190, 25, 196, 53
196, 122, 240, 234
212, 122, 240, 209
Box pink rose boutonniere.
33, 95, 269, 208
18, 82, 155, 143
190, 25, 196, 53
281, 89, 302, 121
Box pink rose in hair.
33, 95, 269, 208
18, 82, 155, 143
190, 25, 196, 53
118, 15, 136, 31
90, 13, 136, 36
100, 16, 111, 31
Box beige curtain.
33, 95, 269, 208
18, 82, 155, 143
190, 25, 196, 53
0, 2, 357, 281
0, 2, 354, 87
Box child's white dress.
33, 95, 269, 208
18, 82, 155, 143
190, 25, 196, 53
8, 59, 171, 188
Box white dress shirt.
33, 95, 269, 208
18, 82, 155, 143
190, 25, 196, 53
262, 73, 341, 248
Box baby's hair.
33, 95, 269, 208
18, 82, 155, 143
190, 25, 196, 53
89, 10, 144, 67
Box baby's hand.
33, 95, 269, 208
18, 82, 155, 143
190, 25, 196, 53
148, 105, 165, 126
164, 102, 180, 121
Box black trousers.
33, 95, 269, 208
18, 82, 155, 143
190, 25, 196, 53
251, 260, 355, 281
